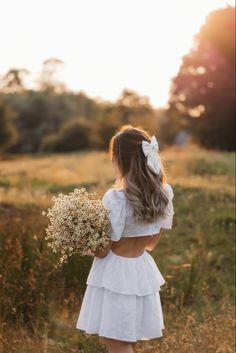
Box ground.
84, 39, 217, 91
0, 143, 235, 353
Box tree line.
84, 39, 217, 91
0, 6, 235, 153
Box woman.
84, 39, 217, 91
76, 125, 175, 353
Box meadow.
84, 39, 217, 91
0, 143, 235, 353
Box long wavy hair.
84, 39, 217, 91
109, 125, 169, 223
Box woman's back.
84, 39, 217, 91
102, 182, 174, 257
110, 235, 154, 257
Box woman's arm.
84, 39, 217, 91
145, 228, 164, 252
94, 239, 113, 258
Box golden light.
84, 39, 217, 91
0, 0, 234, 107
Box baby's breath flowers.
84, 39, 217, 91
42, 188, 110, 265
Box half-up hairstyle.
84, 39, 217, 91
109, 125, 169, 223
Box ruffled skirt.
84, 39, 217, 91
76, 249, 166, 342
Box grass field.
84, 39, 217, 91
0, 143, 235, 353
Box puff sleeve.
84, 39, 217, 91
160, 183, 175, 229
102, 188, 127, 241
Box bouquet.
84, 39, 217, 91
42, 188, 111, 265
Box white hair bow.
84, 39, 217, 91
142, 136, 161, 175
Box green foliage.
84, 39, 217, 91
168, 6, 235, 151
1, 88, 160, 153
188, 157, 234, 176
155, 184, 235, 311
0, 100, 18, 152
0, 178, 10, 187
157, 112, 184, 146
40, 118, 95, 152
4, 91, 80, 153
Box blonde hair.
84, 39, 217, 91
109, 125, 169, 223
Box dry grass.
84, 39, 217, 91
0, 143, 235, 353
137, 300, 235, 353
1, 301, 234, 353
0, 144, 234, 207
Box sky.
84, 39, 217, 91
0, 0, 234, 108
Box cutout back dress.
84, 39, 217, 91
76, 183, 174, 342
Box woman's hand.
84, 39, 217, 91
95, 240, 113, 258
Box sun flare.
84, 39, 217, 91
0, 0, 234, 107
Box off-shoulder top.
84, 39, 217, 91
102, 183, 174, 242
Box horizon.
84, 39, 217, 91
0, 0, 234, 108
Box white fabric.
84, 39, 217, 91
102, 183, 174, 242
76, 285, 164, 342
76, 250, 165, 342
142, 136, 161, 174
76, 183, 174, 342
86, 249, 165, 295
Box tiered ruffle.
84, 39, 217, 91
86, 249, 166, 296
76, 249, 166, 342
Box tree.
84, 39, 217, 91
6, 90, 81, 153
97, 89, 158, 149
0, 100, 18, 152
40, 117, 95, 152
117, 89, 153, 123
37, 58, 67, 93
0, 68, 30, 93
167, 6, 235, 150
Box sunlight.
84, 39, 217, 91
0, 0, 234, 107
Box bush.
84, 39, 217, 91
40, 118, 95, 152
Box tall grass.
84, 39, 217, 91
0, 144, 235, 352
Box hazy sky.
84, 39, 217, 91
0, 0, 234, 107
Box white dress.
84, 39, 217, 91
76, 183, 174, 342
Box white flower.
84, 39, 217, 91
42, 187, 110, 265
